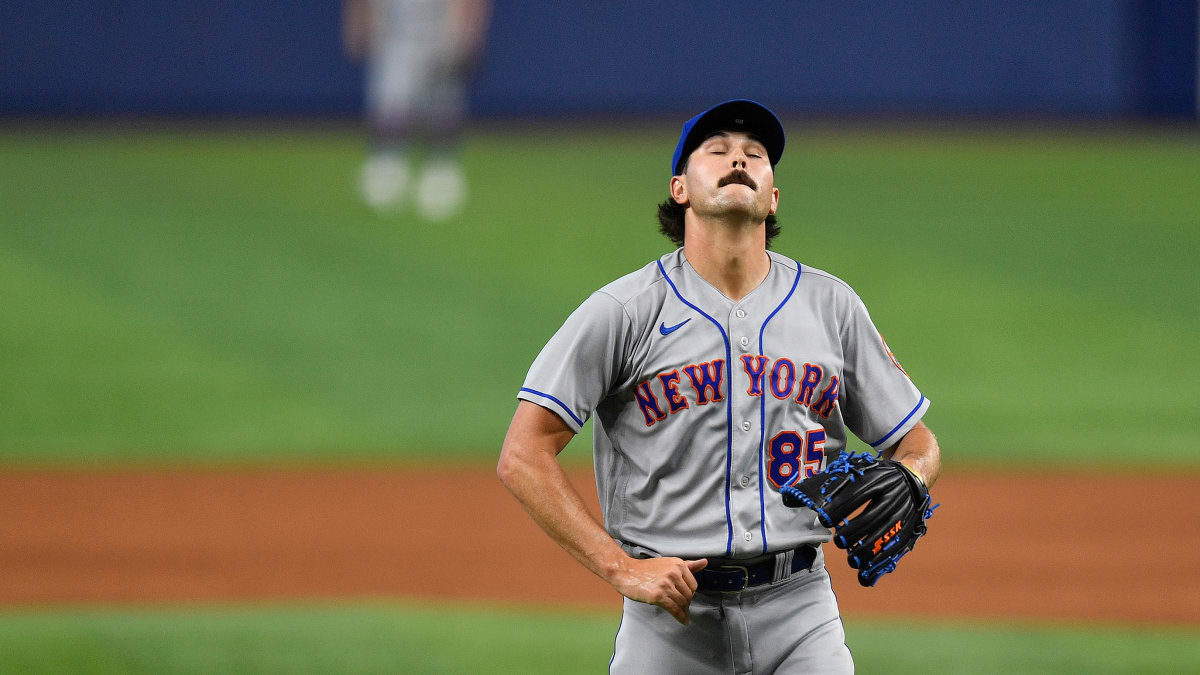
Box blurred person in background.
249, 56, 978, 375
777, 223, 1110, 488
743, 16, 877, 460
343, 0, 491, 219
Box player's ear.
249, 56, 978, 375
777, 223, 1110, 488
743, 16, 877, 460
670, 175, 688, 205
769, 186, 779, 215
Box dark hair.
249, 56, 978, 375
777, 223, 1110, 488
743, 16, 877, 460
656, 200, 780, 249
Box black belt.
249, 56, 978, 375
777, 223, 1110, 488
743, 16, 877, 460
695, 545, 818, 593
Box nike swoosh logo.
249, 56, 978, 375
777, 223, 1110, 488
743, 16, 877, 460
659, 319, 691, 336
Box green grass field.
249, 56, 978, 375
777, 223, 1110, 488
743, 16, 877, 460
1, 602, 1196, 674
3, 124, 1197, 467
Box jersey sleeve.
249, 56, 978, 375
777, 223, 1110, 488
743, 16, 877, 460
517, 291, 630, 433
839, 293, 929, 449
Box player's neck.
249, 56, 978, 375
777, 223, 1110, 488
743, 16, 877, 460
682, 221, 770, 302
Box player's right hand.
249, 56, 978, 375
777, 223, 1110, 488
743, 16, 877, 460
609, 557, 708, 625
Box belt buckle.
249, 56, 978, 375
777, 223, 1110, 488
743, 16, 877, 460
721, 565, 751, 593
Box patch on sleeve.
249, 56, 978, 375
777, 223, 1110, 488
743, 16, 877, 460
881, 335, 908, 376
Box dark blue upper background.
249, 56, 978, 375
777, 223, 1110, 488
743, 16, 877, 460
1, 0, 1195, 118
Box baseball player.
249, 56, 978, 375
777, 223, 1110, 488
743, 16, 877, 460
342, 0, 490, 219
498, 99, 941, 673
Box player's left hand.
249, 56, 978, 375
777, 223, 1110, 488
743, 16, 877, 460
780, 451, 938, 587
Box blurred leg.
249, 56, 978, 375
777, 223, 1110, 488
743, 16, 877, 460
413, 48, 470, 220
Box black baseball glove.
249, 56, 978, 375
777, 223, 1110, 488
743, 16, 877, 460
781, 450, 937, 587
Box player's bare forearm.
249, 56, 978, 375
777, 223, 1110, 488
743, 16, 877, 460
497, 401, 706, 624
448, 0, 491, 59
341, 0, 369, 60
497, 403, 625, 578
882, 420, 941, 487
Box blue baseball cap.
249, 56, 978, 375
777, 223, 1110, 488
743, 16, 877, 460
671, 99, 785, 176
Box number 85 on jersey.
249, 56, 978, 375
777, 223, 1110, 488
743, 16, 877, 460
768, 428, 826, 489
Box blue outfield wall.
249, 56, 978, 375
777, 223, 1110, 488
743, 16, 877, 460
0, 0, 1195, 119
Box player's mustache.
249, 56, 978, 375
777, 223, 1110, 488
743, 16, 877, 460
718, 170, 757, 191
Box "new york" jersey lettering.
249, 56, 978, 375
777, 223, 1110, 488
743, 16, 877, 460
633, 355, 839, 427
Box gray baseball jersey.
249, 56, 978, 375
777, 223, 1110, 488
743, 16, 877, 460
518, 248, 928, 560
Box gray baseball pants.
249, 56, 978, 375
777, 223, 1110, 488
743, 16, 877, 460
609, 563, 853, 674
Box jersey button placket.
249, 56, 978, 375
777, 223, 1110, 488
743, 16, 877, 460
734, 307, 750, 352
728, 311, 756, 555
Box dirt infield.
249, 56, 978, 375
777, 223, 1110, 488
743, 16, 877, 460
1, 465, 1197, 625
